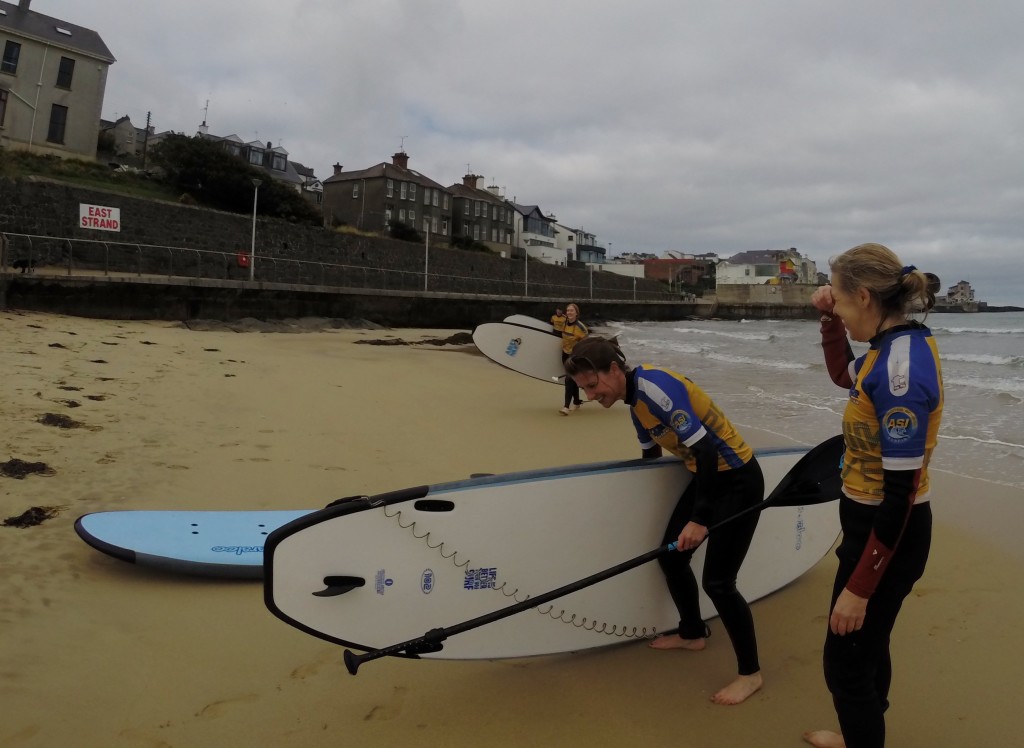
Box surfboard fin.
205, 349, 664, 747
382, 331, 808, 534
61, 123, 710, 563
313, 576, 366, 597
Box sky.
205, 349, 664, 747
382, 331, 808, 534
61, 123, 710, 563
39, 0, 1024, 304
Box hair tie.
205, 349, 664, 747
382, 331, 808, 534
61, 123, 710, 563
901, 265, 917, 277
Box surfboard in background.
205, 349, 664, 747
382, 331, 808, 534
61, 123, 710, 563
74, 509, 312, 578
503, 314, 556, 332
264, 445, 842, 660
471, 321, 564, 383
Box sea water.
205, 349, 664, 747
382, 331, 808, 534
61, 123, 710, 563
606, 312, 1024, 490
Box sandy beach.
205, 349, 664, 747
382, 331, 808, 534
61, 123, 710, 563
1, 309, 1021, 747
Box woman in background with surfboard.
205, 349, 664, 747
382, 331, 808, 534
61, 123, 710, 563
803, 245, 943, 748
552, 303, 589, 415
565, 336, 765, 706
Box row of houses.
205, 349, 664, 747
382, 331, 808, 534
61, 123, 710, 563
6, 1, 925, 295
1, 1, 606, 268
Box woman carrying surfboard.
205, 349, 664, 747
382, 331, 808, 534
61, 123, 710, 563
552, 303, 588, 415
564, 336, 765, 706
803, 245, 943, 748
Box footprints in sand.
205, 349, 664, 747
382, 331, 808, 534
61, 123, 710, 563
194, 692, 261, 719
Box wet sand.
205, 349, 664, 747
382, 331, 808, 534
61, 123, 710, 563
1, 309, 1020, 747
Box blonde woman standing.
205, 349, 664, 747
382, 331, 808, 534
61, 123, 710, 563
804, 244, 943, 748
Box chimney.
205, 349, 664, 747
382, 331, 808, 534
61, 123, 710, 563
19, 0, 32, 11
333, 163, 343, 175
392, 151, 409, 169
462, 173, 476, 188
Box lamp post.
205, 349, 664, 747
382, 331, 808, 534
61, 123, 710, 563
249, 178, 262, 281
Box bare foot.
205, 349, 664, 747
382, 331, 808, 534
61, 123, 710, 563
648, 634, 706, 651
711, 672, 763, 705
802, 730, 845, 747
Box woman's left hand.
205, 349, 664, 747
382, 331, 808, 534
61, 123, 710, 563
830, 588, 869, 635
677, 521, 708, 551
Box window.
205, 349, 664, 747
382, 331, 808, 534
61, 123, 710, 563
492, 205, 497, 220
432, 217, 438, 233
443, 194, 449, 210
247, 148, 263, 165
272, 153, 287, 171
399, 209, 406, 222
386, 179, 394, 197
400, 182, 407, 200
0, 89, 7, 127
423, 187, 430, 205
422, 218, 430, 234
1, 41, 20, 75
491, 228, 497, 242
473, 225, 480, 240
408, 210, 414, 224
463, 201, 469, 216
56, 57, 75, 88
352, 183, 360, 198
474, 201, 480, 217
384, 208, 392, 225
432, 192, 438, 207
409, 183, 416, 200
46, 104, 68, 144
463, 222, 469, 236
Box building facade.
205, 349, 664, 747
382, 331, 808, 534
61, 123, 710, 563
0, 0, 114, 159
716, 248, 818, 285
448, 174, 515, 254
322, 151, 453, 244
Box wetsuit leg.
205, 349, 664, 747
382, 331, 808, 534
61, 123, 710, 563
823, 499, 932, 748
700, 459, 764, 675
657, 483, 707, 639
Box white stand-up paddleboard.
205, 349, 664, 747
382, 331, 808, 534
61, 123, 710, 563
265, 445, 842, 660
503, 314, 556, 332
472, 321, 564, 383
75, 510, 311, 578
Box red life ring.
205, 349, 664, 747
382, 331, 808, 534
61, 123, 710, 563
237, 252, 251, 268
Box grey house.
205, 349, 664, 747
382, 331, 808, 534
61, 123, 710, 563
323, 151, 453, 243
0, 0, 115, 159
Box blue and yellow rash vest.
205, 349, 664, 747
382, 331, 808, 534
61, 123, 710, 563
556, 319, 588, 355
627, 365, 753, 473
842, 323, 943, 503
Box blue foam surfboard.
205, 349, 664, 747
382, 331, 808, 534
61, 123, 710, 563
74, 509, 313, 578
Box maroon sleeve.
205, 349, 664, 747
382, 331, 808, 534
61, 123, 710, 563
845, 468, 921, 598
820, 315, 855, 389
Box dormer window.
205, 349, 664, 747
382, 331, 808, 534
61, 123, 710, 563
272, 152, 287, 171
247, 147, 264, 166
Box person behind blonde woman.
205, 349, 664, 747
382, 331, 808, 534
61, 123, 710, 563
553, 303, 588, 415
564, 336, 765, 705
803, 243, 943, 748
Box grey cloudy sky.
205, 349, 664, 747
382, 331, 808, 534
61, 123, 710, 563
47, 0, 1024, 304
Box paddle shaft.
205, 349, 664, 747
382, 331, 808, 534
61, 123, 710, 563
344, 435, 844, 675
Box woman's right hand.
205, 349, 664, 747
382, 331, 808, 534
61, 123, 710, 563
810, 286, 835, 314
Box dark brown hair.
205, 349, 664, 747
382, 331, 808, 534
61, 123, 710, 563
563, 335, 627, 375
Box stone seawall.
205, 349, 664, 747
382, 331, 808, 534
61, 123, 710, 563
0, 177, 670, 302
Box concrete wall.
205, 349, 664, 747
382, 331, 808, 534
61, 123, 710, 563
714, 282, 819, 306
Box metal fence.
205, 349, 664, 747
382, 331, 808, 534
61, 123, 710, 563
0, 232, 681, 302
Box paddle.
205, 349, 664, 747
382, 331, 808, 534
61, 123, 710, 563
342, 434, 845, 675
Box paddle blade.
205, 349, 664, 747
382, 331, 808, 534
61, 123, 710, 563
766, 435, 845, 508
